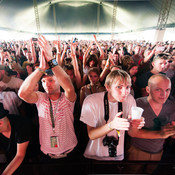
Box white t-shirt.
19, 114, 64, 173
0, 91, 22, 115
80, 92, 136, 160
0, 76, 23, 91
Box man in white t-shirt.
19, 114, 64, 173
0, 69, 23, 93
80, 70, 144, 160
18, 35, 77, 160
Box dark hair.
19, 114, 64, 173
26, 63, 35, 72
114, 50, 119, 55
86, 54, 98, 67
88, 67, 100, 77
63, 64, 74, 71
23, 48, 27, 51
153, 53, 169, 62
127, 63, 138, 73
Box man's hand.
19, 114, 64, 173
160, 123, 175, 139
110, 112, 130, 131
130, 117, 145, 129
38, 35, 53, 62
39, 49, 49, 71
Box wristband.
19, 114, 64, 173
108, 122, 113, 130
47, 59, 58, 69
37, 68, 47, 75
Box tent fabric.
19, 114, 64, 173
0, 0, 175, 35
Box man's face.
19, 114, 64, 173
106, 80, 131, 102
147, 78, 171, 104
153, 59, 169, 73
41, 76, 60, 95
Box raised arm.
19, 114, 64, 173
18, 49, 48, 104
70, 42, 82, 89
143, 47, 156, 63
83, 41, 93, 68
56, 36, 62, 65
60, 43, 67, 66
99, 53, 113, 82
38, 35, 76, 102
30, 39, 37, 64
93, 34, 104, 60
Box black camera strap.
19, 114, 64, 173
104, 91, 123, 124
103, 91, 123, 157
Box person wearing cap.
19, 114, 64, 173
0, 103, 31, 175
18, 35, 77, 162
127, 74, 175, 174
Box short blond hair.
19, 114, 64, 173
105, 70, 131, 88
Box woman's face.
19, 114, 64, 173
88, 71, 99, 85
89, 60, 95, 67
101, 60, 107, 70
129, 66, 138, 76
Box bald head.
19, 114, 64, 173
146, 74, 171, 104
148, 74, 171, 88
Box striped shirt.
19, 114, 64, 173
35, 91, 77, 155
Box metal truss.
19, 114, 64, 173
157, 0, 172, 30
33, 0, 41, 34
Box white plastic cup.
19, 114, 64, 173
131, 106, 144, 120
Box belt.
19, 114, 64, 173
47, 148, 73, 159
48, 153, 67, 159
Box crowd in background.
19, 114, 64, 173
0, 35, 175, 174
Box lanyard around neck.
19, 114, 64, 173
49, 98, 59, 133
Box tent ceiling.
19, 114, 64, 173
0, 0, 175, 35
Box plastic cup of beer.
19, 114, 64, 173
131, 106, 144, 120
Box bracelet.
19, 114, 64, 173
108, 122, 113, 130
37, 68, 47, 75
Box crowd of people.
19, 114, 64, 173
0, 34, 175, 174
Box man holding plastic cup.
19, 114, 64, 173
127, 74, 175, 174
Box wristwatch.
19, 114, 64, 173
48, 59, 58, 69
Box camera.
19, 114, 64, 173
103, 135, 118, 157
